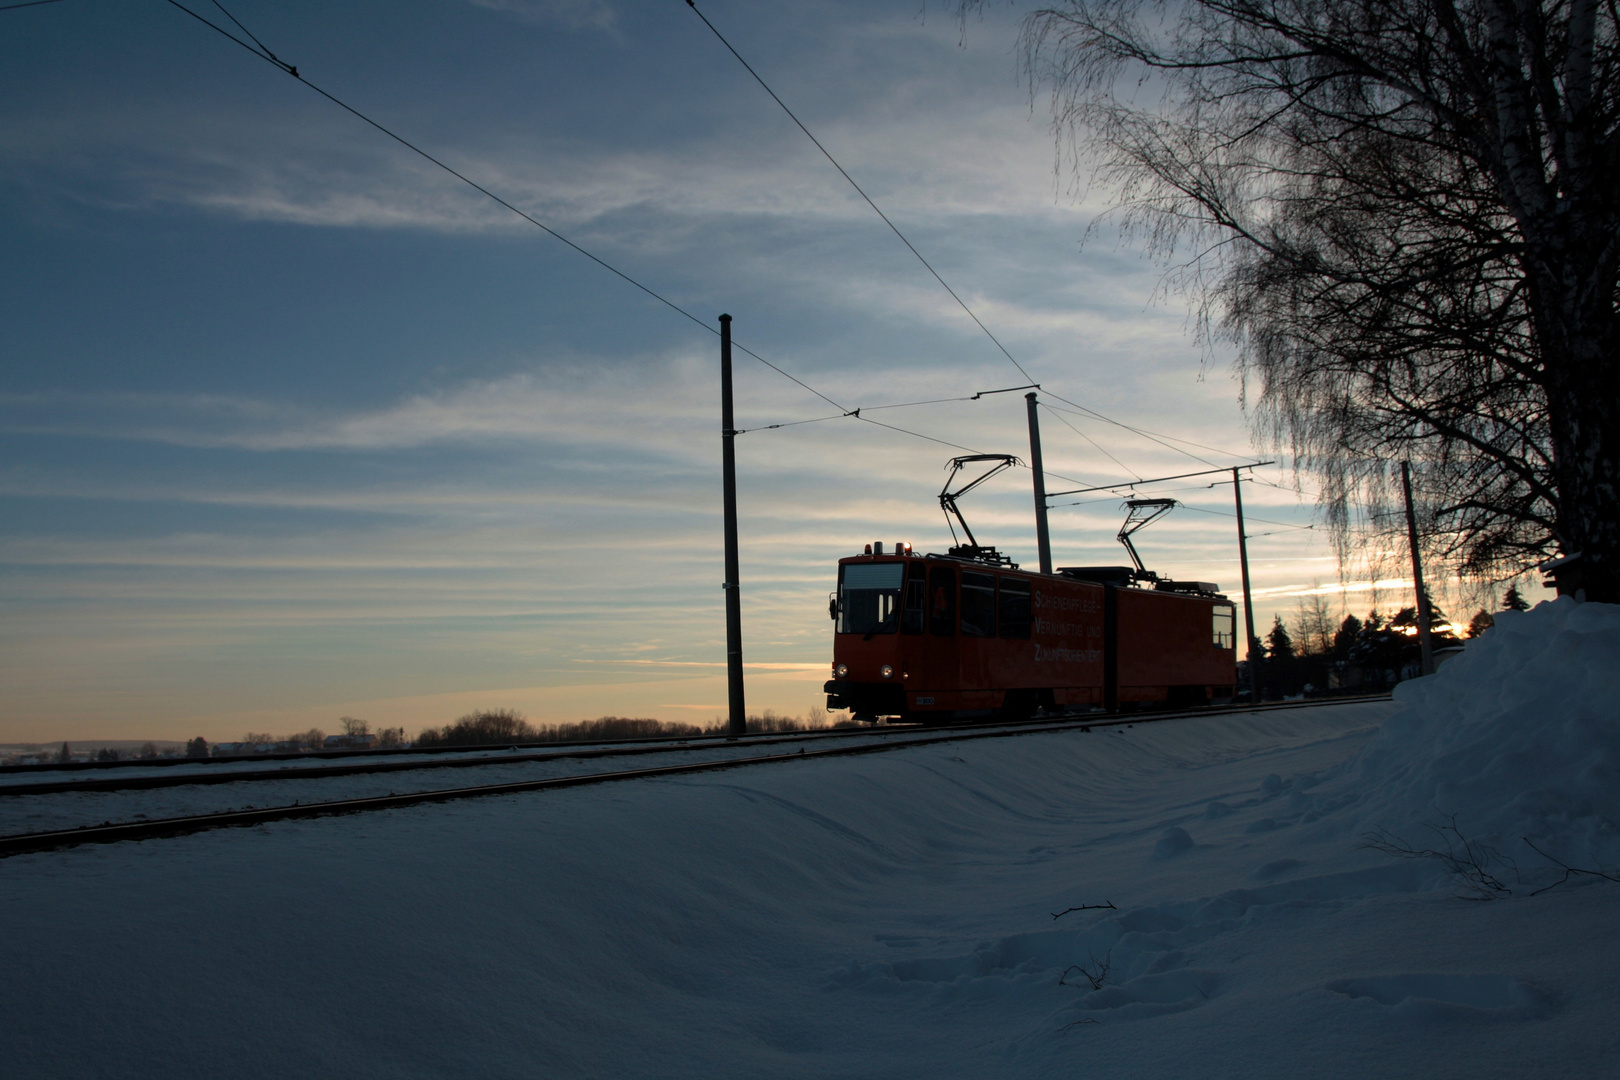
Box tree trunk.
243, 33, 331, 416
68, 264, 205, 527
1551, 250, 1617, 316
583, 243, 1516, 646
1538, 286, 1620, 601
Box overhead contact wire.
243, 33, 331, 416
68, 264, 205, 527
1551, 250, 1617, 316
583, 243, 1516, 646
158, 0, 1005, 456
684, 0, 1038, 388
684, 0, 1270, 482
1040, 403, 1142, 480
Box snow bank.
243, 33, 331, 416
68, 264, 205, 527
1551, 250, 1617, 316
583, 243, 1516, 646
6, 697, 1618, 1077
1351, 598, 1620, 870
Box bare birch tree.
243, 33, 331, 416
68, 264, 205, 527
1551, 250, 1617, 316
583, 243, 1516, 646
960, 0, 1619, 598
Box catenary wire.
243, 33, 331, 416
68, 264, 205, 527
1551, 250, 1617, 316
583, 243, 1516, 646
1041, 396, 1220, 467
17, 0, 1266, 486
49, 0, 1259, 488
167, 0, 1248, 486
1175, 503, 1316, 530
1050, 495, 1314, 533
683, 0, 1280, 480
684, 0, 1038, 389
1041, 397, 1253, 462
206, 0, 290, 69
733, 393, 982, 434
155, 0, 1000, 456
1040, 404, 1142, 481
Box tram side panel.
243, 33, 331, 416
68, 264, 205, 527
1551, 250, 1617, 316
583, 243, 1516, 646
1020, 574, 1106, 708
946, 569, 1106, 714
1115, 589, 1237, 705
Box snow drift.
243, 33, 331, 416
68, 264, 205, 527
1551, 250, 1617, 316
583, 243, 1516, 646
1350, 597, 1620, 872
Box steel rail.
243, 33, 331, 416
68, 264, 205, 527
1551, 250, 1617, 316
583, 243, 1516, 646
0, 726, 928, 797
0, 720, 869, 776
0, 694, 1390, 798
0, 698, 1386, 859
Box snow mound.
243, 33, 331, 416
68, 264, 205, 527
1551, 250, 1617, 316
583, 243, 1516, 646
1352, 598, 1620, 869
1325, 972, 1560, 1021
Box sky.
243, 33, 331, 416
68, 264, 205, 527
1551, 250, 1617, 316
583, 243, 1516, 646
0, 0, 1466, 743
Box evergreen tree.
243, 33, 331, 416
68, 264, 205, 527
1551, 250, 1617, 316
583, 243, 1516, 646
1266, 616, 1295, 661
1503, 585, 1531, 611
1333, 614, 1363, 659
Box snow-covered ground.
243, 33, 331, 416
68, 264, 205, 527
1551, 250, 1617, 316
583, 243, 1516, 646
2, 601, 1616, 1078
0, 728, 960, 836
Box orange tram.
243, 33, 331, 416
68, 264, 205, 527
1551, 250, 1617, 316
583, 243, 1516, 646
824, 546, 1237, 723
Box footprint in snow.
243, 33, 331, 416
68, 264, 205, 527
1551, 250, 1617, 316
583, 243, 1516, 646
1074, 969, 1222, 1021
1326, 973, 1559, 1022
1151, 826, 1195, 859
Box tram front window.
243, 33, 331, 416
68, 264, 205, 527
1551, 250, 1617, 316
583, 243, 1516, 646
838, 563, 905, 634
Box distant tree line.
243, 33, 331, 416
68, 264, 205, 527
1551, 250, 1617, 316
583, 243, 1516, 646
90, 741, 163, 763
415, 707, 846, 748
6, 707, 844, 768
1254, 587, 1529, 697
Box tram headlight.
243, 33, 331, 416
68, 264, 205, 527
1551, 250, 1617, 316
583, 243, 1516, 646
834, 663, 849, 679
880, 665, 894, 679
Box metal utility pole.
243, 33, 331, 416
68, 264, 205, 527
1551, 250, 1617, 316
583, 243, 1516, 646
1232, 467, 1262, 703
719, 314, 747, 736
1025, 392, 1053, 574
1400, 461, 1435, 676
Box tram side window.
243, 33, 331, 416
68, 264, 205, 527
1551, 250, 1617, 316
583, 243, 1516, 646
902, 564, 927, 635
961, 571, 997, 637
1212, 605, 1236, 649
838, 563, 905, 635
998, 577, 1032, 639
928, 566, 956, 636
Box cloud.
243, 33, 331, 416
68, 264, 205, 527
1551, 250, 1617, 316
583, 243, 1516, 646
0, 2, 1079, 239
0, 363, 712, 454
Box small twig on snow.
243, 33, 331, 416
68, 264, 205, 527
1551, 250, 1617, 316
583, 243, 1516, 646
1359, 813, 1515, 900
1060, 1017, 1102, 1031
1522, 837, 1620, 896
1059, 949, 1113, 991
1050, 901, 1117, 920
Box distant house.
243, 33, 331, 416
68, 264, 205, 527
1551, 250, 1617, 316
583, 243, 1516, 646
323, 734, 377, 751
211, 743, 244, 757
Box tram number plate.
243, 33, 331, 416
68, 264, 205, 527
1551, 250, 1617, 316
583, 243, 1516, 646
914, 696, 935, 705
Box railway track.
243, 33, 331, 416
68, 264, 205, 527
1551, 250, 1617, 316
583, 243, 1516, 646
0, 725, 922, 797
0, 697, 1387, 858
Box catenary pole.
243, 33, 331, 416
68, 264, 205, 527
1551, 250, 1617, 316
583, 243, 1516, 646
1232, 467, 1262, 702
1026, 392, 1053, 574
720, 315, 747, 736
1401, 461, 1435, 676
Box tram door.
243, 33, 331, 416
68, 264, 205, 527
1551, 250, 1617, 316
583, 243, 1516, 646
906, 563, 958, 707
